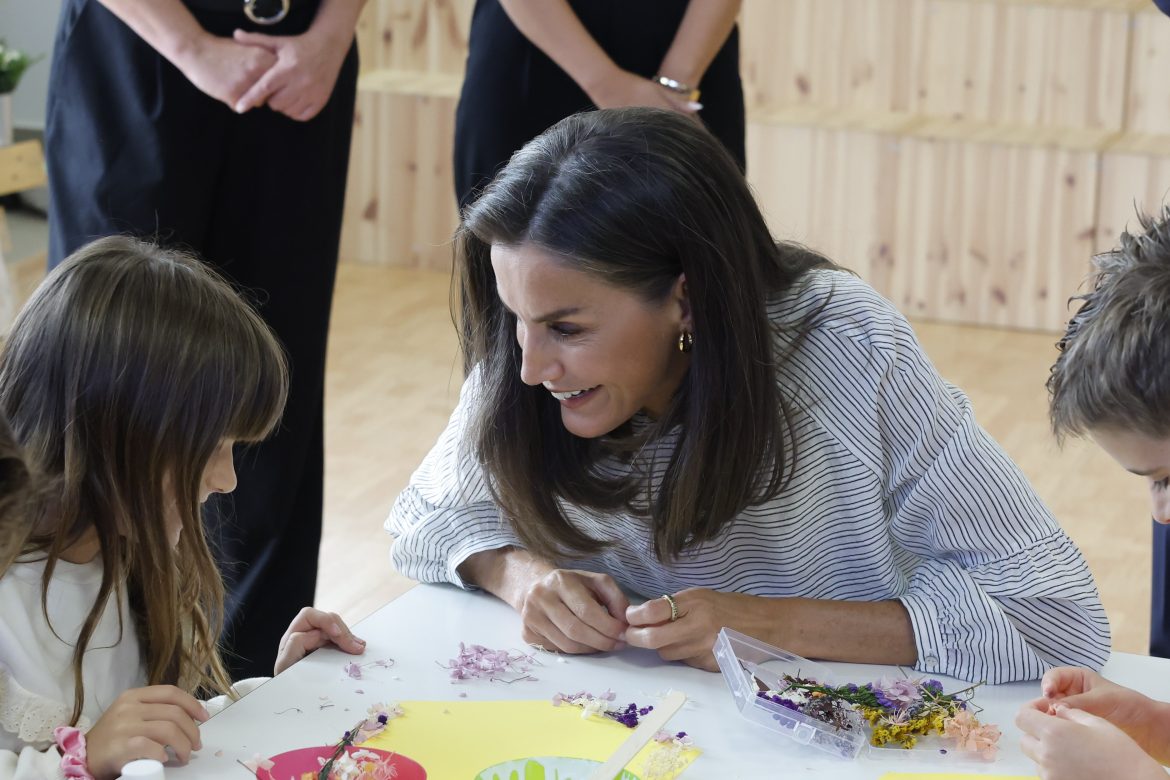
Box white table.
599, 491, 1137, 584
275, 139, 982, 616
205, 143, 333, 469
174, 584, 1170, 779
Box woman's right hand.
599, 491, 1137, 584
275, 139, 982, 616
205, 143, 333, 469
1021, 667, 1170, 764
173, 34, 277, 111
518, 568, 630, 654
84, 685, 209, 779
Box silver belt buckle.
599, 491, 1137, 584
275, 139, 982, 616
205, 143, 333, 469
243, 0, 290, 25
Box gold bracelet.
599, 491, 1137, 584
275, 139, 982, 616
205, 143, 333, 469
653, 74, 701, 103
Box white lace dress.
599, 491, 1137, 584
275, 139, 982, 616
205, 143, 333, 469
0, 557, 144, 779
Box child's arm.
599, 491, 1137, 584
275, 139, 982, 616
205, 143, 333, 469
83, 685, 209, 779
274, 607, 366, 675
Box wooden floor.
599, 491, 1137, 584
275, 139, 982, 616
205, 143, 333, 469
10, 258, 1154, 656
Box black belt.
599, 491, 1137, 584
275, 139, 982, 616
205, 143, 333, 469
184, 0, 302, 25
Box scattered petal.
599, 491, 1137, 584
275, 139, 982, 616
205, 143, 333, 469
442, 642, 539, 684
241, 753, 274, 772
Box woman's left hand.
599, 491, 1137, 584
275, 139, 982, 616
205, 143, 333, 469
231, 27, 350, 119
624, 588, 748, 671
274, 607, 366, 674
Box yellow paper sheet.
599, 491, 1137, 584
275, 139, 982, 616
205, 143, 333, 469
362, 699, 698, 779
879, 774, 1039, 780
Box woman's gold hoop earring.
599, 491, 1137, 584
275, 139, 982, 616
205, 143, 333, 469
678, 331, 694, 353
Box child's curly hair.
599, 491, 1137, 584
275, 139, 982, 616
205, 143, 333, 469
1050, 206, 1170, 439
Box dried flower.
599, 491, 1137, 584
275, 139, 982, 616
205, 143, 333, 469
553, 690, 654, 728
443, 643, 539, 683
314, 704, 403, 779
642, 731, 695, 780
752, 669, 999, 757
943, 708, 1001, 760
344, 659, 396, 680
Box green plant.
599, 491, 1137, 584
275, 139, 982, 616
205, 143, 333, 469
0, 42, 41, 95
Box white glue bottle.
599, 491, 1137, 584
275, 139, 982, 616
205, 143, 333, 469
119, 758, 166, 779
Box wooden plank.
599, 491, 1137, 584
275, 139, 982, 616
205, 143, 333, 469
740, 0, 921, 116
355, 0, 471, 75
914, 1, 1127, 133
410, 93, 460, 271
428, 0, 474, 76
749, 118, 1097, 331
0, 140, 47, 198
340, 89, 381, 263
1096, 150, 1170, 255
1126, 10, 1170, 136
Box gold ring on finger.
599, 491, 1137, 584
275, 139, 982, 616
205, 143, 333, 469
661, 593, 679, 622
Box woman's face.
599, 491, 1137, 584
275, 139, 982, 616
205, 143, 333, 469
1089, 427, 1170, 524
491, 243, 691, 438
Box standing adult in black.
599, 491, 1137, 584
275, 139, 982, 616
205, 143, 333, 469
1144, 0, 1170, 659
45, 0, 363, 679
454, 0, 745, 209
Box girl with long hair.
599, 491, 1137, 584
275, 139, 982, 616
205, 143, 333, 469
0, 237, 365, 779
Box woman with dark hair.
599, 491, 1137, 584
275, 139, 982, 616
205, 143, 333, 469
388, 107, 1110, 684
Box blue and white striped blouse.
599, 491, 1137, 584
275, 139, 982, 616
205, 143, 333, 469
386, 269, 1110, 683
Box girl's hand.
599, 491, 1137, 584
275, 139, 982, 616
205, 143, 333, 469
623, 587, 743, 671
274, 607, 366, 675
1016, 704, 1167, 780
172, 34, 277, 110
230, 27, 351, 120
518, 568, 629, 654
84, 685, 208, 779
1022, 667, 1170, 763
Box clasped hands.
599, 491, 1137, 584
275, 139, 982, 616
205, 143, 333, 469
176, 25, 350, 121
518, 567, 748, 672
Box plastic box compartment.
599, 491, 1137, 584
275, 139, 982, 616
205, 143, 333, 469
713, 627, 868, 760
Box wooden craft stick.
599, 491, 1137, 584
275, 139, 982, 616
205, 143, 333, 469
588, 690, 688, 780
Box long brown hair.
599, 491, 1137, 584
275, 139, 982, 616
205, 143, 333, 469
0, 414, 36, 573
456, 107, 831, 562
1050, 206, 1170, 440
0, 236, 289, 722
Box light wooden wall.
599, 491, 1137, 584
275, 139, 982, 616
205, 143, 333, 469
341, 0, 1170, 330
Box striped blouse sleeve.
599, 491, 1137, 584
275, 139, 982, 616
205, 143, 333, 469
829, 304, 1111, 683
795, 279, 1113, 682
385, 369, 522, 588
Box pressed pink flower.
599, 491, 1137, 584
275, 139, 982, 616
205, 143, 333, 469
943, 709, 1000, 760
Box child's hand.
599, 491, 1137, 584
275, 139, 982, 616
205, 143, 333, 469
84, 685, 208, 779
274, 607, 366, 674
1023, 666, 1170, 763
1016, 703, 1166, 780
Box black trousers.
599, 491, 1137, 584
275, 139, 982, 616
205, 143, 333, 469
1153, 521, 1170, 657
454, 0, 746, 208
46, 0, 358, 679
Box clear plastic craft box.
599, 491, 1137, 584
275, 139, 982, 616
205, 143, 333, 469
713, 627, 868, 760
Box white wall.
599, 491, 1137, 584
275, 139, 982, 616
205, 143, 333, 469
2, 0, 63, 131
